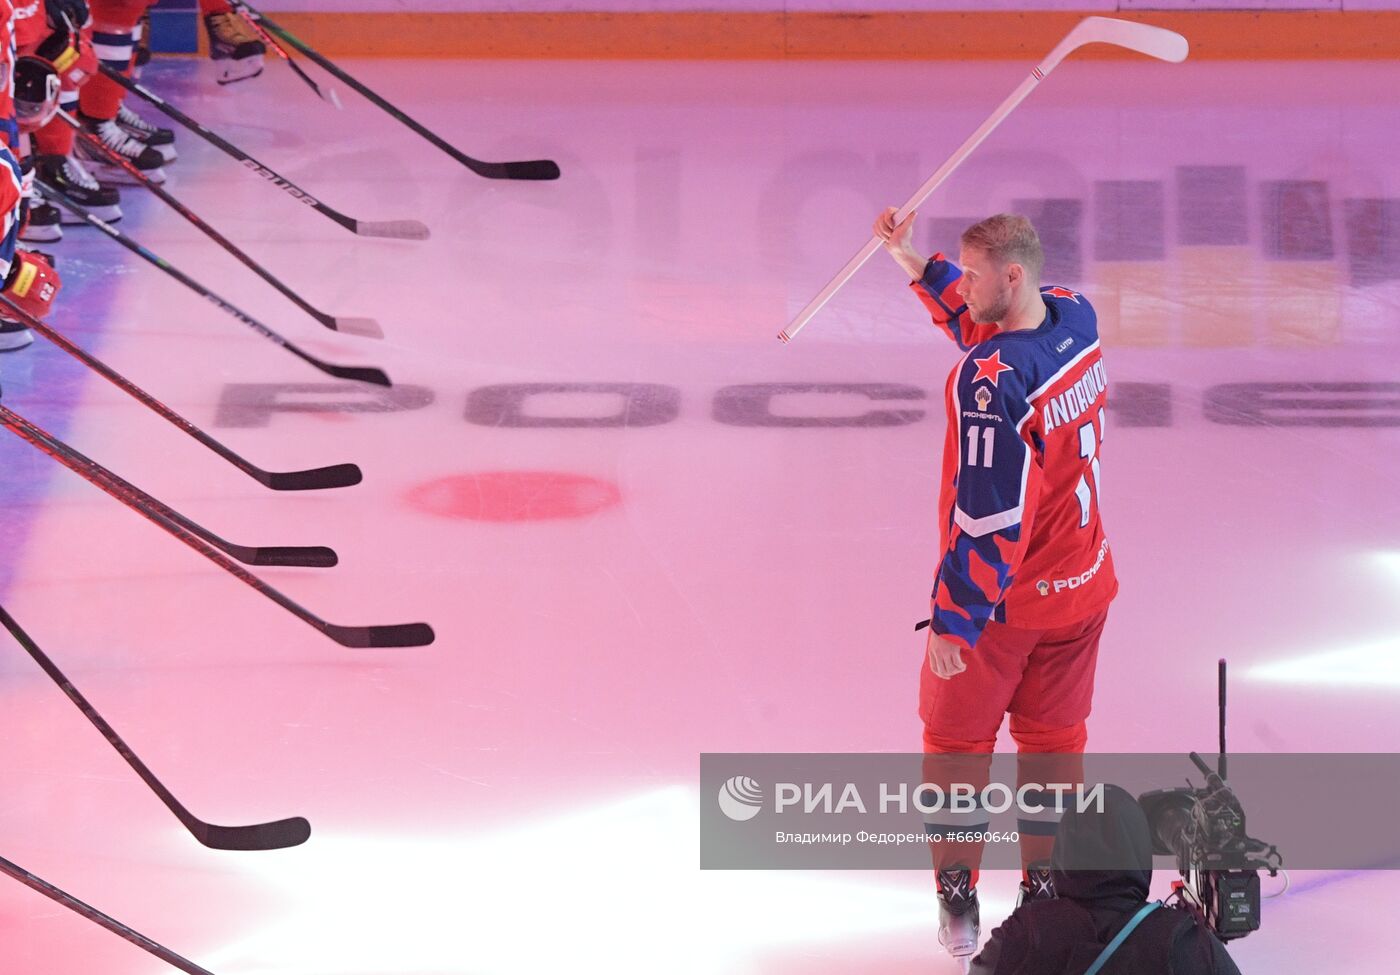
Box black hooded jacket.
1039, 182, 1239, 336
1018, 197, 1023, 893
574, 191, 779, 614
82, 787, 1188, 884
969, 784, 1242, 975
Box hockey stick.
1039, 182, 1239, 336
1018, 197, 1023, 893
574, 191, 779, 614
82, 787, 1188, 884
8, 417, 335, 569
0, 605, 311, 850
0, 293, 362, 492
240, 10, 342, 106
38, 181, 392, 387
99, 66, 428, 240
0, 406, 436, 648
59, 111, 383, 339
0, 853, 221, 974
233, 2, 562, 182
777, 16, 1188, 343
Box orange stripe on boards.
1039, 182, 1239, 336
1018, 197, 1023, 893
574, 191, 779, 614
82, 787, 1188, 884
255, 11, 1400, 60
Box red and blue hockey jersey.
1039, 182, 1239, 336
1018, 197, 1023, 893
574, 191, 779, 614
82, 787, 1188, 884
911, 256, 1118, 649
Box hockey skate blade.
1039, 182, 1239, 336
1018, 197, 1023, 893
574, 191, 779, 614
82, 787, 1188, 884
331, 316, 384, 339
356, 219, 430, 241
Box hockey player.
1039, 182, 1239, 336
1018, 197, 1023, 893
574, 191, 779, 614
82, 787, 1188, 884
1, 2, 65, 349
13, 1, 121, 242
874, 208, 1118, 965
76, 0, 171, 184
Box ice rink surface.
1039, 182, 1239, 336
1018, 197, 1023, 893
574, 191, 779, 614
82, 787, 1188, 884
0, 51, 1397, 973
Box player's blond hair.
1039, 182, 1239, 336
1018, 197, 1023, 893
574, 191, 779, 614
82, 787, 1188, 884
961, 214, 1044, 283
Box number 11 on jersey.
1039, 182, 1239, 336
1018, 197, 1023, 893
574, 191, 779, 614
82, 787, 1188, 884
1075, 408, 1105, 527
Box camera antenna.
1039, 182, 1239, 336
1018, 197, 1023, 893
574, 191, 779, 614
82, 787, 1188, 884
1218, 658, 1228, 781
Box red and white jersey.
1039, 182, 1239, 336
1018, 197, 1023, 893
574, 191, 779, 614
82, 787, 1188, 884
0, 1, 16, 138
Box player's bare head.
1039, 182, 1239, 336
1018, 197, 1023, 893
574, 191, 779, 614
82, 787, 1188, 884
957, 214, 1044, 324
959, 213, 1045, 284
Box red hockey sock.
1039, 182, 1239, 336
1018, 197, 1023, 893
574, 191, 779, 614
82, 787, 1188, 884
200, 0, 235, 13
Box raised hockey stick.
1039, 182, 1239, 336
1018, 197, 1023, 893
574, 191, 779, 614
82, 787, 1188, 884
99, 66, 428, 240
0, 853, 222, 974
59, 111, 383, 339
0, 406, 436, 649
8, 419, 335, 568
38, 181, 392, 387
0, 605, 311, 850
777, 16, 1188, 343
233, 1, 562, 182
0, 294, 362, 492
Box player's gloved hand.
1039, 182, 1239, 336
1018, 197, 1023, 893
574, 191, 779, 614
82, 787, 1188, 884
45, 0, 90, 31
36, 22, 94, 87
2, 250, 63, 321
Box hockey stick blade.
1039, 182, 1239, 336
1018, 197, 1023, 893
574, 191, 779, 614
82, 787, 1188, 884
250, 545, 338, 568
478, 159, 562, 182
354, 219, 431, 240
324, 621, 435, 649
0, 293, 367, 493
0, 605, 312, 854
323, 363, 392, 386
9, 413, 340, 571
198, 817, 311, 851
1065, 16, 1189, 64
261, 462, 363, 491
61, 111, 381, 341
330, 316, 384, 339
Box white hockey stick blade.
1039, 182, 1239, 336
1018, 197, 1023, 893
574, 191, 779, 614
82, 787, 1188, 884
333, 316, 385, 339
1054, 16, 1188, 69
355, 219, 431, 240
778, 15, 1188, 344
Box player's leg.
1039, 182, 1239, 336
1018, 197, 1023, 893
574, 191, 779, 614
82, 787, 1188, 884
116, 13, 176, 154
918, 621, 1038, 962
201, 0, 265, 85
1006, 608, 1109, 902
78, 0, 168, 184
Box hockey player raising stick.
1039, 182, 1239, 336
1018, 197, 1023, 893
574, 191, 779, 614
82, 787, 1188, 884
873, 208, 1118, 966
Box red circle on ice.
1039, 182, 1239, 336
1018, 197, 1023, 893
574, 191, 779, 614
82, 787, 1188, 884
404, 471, 622, 522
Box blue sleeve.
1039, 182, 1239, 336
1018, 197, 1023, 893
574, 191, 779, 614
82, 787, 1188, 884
931, 359, 1041, 648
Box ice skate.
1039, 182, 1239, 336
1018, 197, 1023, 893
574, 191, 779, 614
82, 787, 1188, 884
206, 12, 266, 85
937, 867, 980, 971
20, 195, 62, 243
76, 114, 168, 185
36, 153, 123, 223
1015, 861, 1056, 908
0, 320, 35, 352
118, 104, 177, 163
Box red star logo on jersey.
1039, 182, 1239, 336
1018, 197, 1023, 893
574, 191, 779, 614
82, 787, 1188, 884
971, 350, 1014, 386
1043, 286, 1080, 303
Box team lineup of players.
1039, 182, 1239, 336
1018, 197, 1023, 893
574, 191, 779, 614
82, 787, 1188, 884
0, 0, 266, 352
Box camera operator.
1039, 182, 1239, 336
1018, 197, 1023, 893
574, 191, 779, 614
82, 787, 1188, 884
969, 784, 1242, 974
